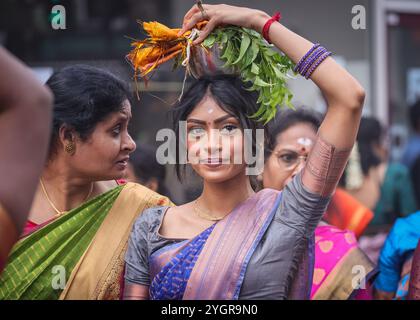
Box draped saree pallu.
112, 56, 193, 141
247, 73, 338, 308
149, 189, 293, 300
0, 183, 170, 300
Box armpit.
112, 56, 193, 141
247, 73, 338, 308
302, 134, 352, 197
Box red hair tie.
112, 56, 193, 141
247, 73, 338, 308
262, 12, 281, 44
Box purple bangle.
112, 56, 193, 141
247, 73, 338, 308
305, 51, 331, 79
294, 43, 320, 73
300, 46, 327, 77
305, 51, 332, 79
298, 46, 325, 75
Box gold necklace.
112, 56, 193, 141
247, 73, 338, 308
40, 178, 94, 217
193, 199, 228, 221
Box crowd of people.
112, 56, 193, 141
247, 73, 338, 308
0, 3, 419, 300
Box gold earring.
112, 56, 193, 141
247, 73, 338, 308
65, 142, 75, 155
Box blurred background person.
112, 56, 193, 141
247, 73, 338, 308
125, 143, 170, 198
351, 117, 417, 226
410, 157, 420, 214
0, 47, 53, 274
373, 211, 420, 300
402, 100, 420, 171
404, 101, 420, 208
342, 117, 417, 263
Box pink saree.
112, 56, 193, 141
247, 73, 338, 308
311, 225, 376, 300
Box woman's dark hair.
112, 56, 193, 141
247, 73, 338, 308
46, 64, 131, 157
265, 108, 323, 158
130, 144, 169, 196
171, 75, 264, 181
356, 117, 383, 175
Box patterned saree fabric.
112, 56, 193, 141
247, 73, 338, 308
0, 186, 123, 299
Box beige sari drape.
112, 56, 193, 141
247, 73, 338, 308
60, 183, 172, 300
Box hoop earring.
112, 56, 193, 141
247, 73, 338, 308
65, 142, 76, 156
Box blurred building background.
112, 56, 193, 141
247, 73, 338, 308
1, 0, 420, 203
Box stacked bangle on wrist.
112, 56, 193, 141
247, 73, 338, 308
294, 44, 332, 79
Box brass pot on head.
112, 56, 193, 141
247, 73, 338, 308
188, 44, 239, 79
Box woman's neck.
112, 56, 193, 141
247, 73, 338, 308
39, 160, 95, 213
198, 173, 255, 217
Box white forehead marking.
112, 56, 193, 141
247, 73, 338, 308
207, 108, 214, 114
297, 137, 313, 147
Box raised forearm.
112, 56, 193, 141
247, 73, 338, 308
252, 14, 365, 105
249, 16, 364, 196
251, 15, 365, 150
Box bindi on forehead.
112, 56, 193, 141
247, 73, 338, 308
296, 137, 314, 153
297, 137, 313, 147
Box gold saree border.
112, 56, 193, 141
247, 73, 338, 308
312, 247, 375, 300
59, 183, 171, 300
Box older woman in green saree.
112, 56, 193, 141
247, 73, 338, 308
0, 65, 171, 300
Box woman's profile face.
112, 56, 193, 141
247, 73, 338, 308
186, 95, 246, 183
263, 123, 317, 191
70, 99, 136, 181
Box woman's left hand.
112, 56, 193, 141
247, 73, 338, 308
178, 3, 270, 44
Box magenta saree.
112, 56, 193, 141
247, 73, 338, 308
310, 225, 376, 300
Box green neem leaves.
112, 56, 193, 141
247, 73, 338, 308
202, 26, 296, 124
